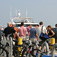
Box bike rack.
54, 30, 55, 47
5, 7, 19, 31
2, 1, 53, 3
51, 43, 57, 57
1, 36, 13, 57
41, 41, 49, 55
43, 43, 57, 57
8, 37, 13, 57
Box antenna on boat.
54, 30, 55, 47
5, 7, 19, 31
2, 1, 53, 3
17, 10, 21, 17
10, 6, 11, 20
26, 9, 27, 18
10, 6, 14, 23
16, 9, 17, 17
10, 6, 13, 22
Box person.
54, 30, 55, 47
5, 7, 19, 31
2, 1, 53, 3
34, 24, 39, 40
12, 22, 18, 39
37, 22, 47, 51
30, 25, 38, 42
12, 22, 18, 33
30, 25, 38, 55
47, 25, 55, 44
47, 25, 55, 38
53, 24, 57, 43
26, 24, 32, 36
18, 22, 27, 40
35, 25, 39, 30
12, 22, 19, 45
37, 21, 47, 43
3, 22, 19, 38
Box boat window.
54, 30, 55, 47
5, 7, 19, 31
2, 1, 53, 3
24, 25, 30, 27
15, 24, 21, 27
15, 24, 38, 27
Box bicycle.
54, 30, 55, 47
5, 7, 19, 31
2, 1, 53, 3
22, 39, 50, 57
13, 39, 31, 57
0, 36, 9, 57
22, 40, 40, 57
13, 39, 24, 57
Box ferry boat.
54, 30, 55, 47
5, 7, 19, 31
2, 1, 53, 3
11, 11, 39, 28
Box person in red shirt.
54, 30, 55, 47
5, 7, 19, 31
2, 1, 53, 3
26, 25, 32, 36
18, 22, 27, 40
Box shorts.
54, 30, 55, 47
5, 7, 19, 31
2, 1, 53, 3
30, 38, 37, 42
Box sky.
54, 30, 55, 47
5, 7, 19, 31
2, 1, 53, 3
0, 0, 57, 27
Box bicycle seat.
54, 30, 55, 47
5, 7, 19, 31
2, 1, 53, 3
32, 42, 36, 45
25, 40, 30, 45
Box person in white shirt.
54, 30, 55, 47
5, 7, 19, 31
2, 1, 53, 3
37, 22, 47, 42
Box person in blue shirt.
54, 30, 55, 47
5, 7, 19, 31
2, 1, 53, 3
30, 25, 38, 55
30, 25, 38, 42
53, 24, 57, 43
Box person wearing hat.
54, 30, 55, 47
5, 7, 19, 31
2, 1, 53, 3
3, 22, 19, 38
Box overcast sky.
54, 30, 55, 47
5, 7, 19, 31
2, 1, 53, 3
0, 0, 57, 27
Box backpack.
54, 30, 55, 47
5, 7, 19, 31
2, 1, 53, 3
39, 26, 49, 41
53, 28, 57, 39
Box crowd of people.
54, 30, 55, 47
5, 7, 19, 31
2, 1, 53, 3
3, 21, 57, 44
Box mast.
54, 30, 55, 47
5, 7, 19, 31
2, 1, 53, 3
17, 10, 21, 17
10, 6, 12, 20
26, 9, 27, 18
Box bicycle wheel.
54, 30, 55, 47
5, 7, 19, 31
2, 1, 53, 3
22, 48, 34, 57
22, 47, 27, 57
25, 53, 32, 57
0, 46, 8, 57
22, 51, 32, 57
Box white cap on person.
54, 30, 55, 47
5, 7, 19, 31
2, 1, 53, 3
12, 22, 15, 25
